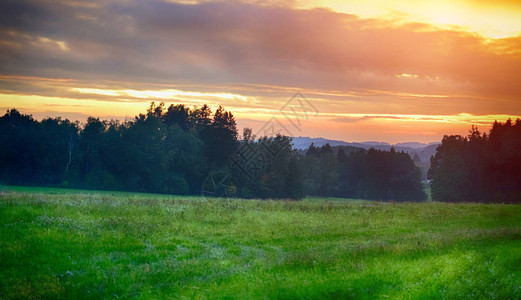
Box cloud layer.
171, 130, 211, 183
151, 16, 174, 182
1, 0, 520, 141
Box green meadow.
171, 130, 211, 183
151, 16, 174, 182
1, 186, 521, 299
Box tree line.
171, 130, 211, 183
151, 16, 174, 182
0, 103, 237, 194
428, 119, 521, 203
0, 103, 426, 201
301, 144, 426, 201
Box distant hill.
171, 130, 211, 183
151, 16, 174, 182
291, 137, 352, 149
395, 142, 436, 149
358, 141, 391, 147
291, 136, 440, 164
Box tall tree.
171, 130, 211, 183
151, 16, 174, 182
0, 109, 40, 184
428, 135, 471, 202
207, 106, 238, 167
163, 104, 191, 131
79, 117, 107, 187
428, 119, 521, 203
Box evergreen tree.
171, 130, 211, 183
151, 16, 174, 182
428, 119, 521, 203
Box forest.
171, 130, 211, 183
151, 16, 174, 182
0, 103, 427, 201
428, 120, 521, 203
2, 103, 519, 203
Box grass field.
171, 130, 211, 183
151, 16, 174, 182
1, 186, 521, 299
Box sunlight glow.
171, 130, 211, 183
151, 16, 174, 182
2, 92, 518, 143
71, 88, 249, 102
297, 0, 521, 38
397, 73, 419, 78
327, 113, 519, 125
37, 36, 70, 51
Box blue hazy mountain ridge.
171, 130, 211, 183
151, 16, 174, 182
291, 137, 440, 163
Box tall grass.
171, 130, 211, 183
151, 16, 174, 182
1, 187, 520, 299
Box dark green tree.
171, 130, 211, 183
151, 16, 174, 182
163, 104, 191, 131
428, 135, 474, 202
207, 106, 238, 167
0, 109, 40, 184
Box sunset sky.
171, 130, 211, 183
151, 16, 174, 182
1, 0, 520, 143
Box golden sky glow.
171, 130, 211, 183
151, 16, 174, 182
298, 0, 521, 38
1, 0, 520, 143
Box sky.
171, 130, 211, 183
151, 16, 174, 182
1, 0, 520, 143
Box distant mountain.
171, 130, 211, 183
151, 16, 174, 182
394, 142, 441, 149
395, 142, 427, 148
291, 137, 352, 149
291, 136, 440, 163
358, 141, 391, 147
416, 143, 440, 162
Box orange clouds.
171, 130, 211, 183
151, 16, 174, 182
0, 0, 520, 142
300, 0, 521, 38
